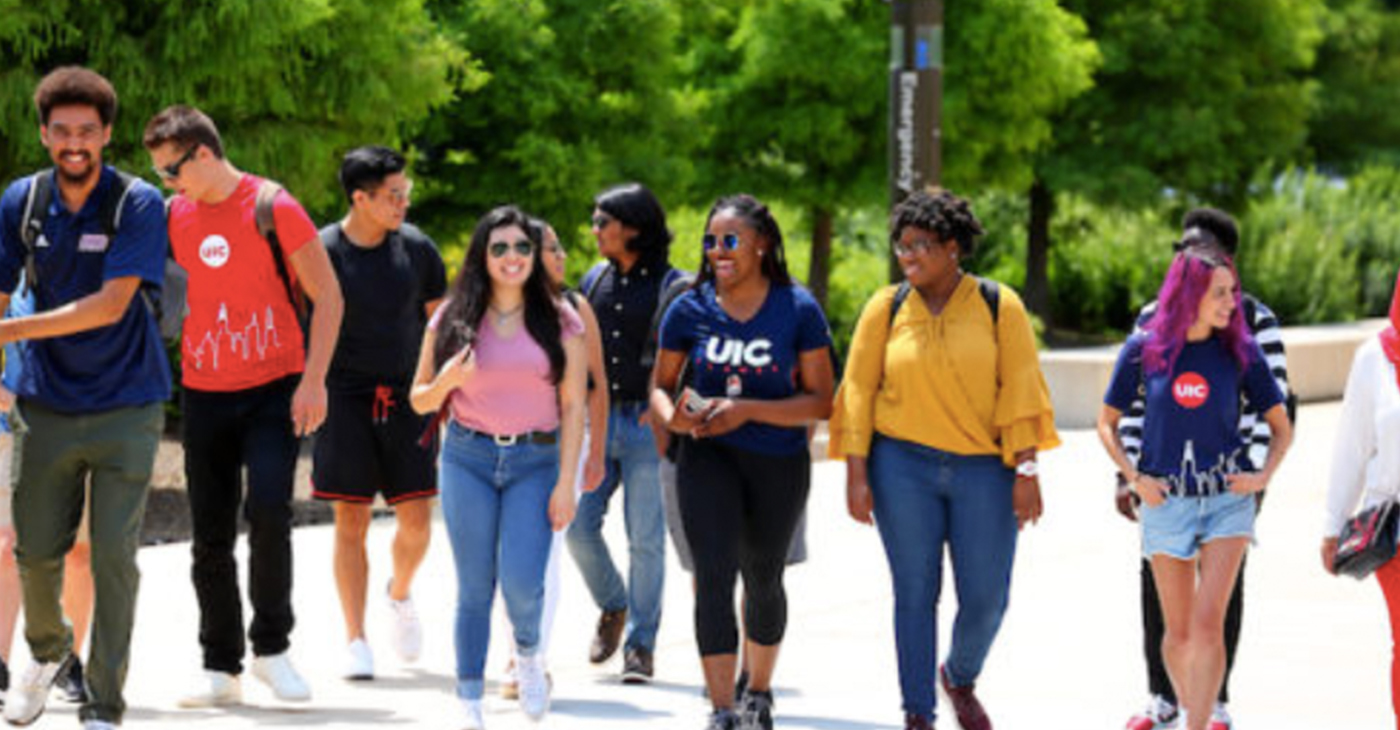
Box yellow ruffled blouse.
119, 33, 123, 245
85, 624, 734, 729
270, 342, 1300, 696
829, 277, 1060, 466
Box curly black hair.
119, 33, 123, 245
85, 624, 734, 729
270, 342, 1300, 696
1178, 207, 1239, 255
889, 190, 985, 257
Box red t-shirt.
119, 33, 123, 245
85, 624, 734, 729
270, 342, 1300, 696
168, 174, 317, 392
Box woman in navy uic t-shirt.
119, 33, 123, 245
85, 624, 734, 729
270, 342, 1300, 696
1098, 246, 1292, 730
651, 194, 833, 730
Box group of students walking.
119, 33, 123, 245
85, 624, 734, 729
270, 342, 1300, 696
0, 64, 1393, 730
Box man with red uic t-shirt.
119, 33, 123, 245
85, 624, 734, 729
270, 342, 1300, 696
143, 106, 344, 709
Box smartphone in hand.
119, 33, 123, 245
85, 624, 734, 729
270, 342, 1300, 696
679, 387, 711, 417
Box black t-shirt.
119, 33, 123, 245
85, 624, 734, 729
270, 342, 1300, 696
322, 222, 447, 389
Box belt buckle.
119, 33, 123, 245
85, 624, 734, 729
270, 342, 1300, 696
494, 433, 519, 447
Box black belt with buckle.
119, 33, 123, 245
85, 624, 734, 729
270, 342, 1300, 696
467, 428, 558, 446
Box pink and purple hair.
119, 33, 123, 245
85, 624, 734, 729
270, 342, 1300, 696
1142, 246, 1255, 375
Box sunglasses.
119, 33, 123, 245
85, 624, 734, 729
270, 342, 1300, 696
488, 239, 535, 259
154, 145, 199, 181
702, 233, 742, 252
591, 213, 613, 229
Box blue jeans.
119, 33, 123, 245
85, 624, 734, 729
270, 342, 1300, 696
868, 435, 1018, 721
439, 422, 558, 700
566, 402, 665, 652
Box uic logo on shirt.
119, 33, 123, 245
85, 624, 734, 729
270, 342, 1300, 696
1172, 372, 1210, 409
199, 235, 230, 269
704, 336, 773, 368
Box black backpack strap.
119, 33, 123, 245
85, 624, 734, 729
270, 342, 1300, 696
97, 170, 135, 238
641, 268, 693, 370
977, 277, 1001, 327
888, 281, 912, 327
255, 180, 306, 323
18, 170, 55, 295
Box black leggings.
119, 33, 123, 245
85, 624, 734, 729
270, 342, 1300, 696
677, 438, 810, 657
1142, 555, 1246, 704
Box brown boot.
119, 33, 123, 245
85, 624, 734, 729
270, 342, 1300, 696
905, 712, 934, 730
588, 608, 627, 664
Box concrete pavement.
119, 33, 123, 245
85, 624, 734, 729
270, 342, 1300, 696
7, 400, 1390, 728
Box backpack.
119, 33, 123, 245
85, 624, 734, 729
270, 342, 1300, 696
17, 168, 190, 340
16, 171, 297, 343
888, 277, 1001, 328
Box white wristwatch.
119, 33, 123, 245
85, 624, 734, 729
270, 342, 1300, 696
1015, 460, 1039, 479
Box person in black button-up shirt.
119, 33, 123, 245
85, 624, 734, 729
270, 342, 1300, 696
566, 183, 682, 684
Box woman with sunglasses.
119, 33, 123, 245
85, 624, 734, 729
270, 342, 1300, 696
651, 194, 834, 730
829, 190, 1059, 730
410, 206, 586, 729
497, 219, 610, 698
1099, 245, 1291, 730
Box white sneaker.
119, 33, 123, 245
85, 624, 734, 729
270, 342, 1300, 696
3, 658, 66, 724
251, 653, 311, 702
387, 584, 423, 663
344, 638, 374, 681
177, 670, 242, 708
1208, 702, 1233, 730
516, 652, 550, 721
456, 697, 485, 730
82, 721, 116, 730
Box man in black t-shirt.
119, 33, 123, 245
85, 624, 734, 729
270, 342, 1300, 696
312, 147, 446, 681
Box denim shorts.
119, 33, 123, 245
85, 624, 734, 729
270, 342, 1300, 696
1140, 490, 1256, 560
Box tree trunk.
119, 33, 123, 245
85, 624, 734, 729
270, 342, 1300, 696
807, 206, 833, 308
1025, 177, 1054, 327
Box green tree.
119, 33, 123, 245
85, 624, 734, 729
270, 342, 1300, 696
0, 0, 467, 216
682, 0, 1096, 306
415, 0, 696, 269
1308, 0, 1400, 169
1026, 0, 1324, 328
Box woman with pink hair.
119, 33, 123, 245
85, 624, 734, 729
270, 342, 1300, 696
1322, 269, 1400, 728
1098, 246, 1292, 730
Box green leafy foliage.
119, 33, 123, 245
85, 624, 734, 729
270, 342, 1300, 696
0, 0, 467, 217
1309, 0, 1400, 170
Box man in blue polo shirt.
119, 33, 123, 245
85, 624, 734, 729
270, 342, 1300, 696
0, 67, 170, 730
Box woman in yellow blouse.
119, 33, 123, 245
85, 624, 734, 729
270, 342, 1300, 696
829, 190, 1059, 730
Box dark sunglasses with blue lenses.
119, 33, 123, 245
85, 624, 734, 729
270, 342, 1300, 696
702, 233, 742, 252
488, 239, 535, 258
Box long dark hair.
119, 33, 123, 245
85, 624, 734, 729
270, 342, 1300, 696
693, 193, 792, 289
433, 206, 566, 383
595, 182, 672, 266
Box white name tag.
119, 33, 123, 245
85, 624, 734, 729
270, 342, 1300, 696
78, 234, 109, 253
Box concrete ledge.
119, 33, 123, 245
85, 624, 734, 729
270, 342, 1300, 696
1039, 318, 1388, 429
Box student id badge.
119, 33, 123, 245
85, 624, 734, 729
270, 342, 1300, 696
726, 374, 742, 398
78, 234, 110, 253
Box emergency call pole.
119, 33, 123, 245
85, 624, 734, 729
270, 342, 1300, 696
888, 0, 942, 281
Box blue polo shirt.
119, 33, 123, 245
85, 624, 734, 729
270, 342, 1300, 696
659, 281, 831, 456
1104, 333, 1283, 497
0, 166, 171, 413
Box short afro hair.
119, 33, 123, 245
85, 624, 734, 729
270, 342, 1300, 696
1177, 207, 1239, 256
34, 67, 117, 127
890, 189, 985, 257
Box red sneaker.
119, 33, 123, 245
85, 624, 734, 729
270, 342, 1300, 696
1125, 695, 1180, 730
939, 665, 991, 730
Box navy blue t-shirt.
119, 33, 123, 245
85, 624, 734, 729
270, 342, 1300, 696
0, 167, 172, 413
659, 282, 831, 456
1104, 334, 1283, 497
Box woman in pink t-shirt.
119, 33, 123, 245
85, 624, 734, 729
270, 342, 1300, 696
410, 205, 586, 728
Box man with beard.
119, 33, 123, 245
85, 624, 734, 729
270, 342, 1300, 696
0, 67, 171, 730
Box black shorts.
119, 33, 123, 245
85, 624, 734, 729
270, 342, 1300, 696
312, 384, 438, 505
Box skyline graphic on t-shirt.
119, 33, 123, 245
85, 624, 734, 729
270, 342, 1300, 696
1166, 439, 1248, 496
185, 302, 285, 371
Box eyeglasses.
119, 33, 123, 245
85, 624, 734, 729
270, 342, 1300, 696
702, 233, 742, 252
891, 237, 938, 257
154, 146, 199, 181
591, 213, 612, 229
376, 179, 414, 205
488, 239, 535, 259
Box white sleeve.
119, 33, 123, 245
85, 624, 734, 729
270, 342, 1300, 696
1325, 345, 1378, 537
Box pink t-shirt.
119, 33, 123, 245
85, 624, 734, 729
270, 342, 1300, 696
430, 300, 584, 434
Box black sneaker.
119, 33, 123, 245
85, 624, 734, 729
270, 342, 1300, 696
621, 647, 653, 685
56, 654, 86, 704
738, 689, 774, 730
0, 655, 8, 707
705, 708, 739, 730
734, 670, 749, 703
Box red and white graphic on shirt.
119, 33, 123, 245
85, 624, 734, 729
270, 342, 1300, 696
1172, 372, 1210, 409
